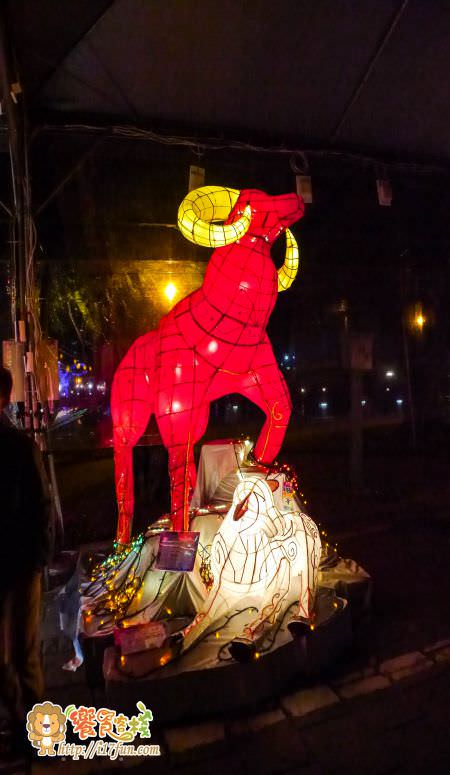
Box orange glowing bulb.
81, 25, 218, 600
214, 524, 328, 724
164, 283, 177, 302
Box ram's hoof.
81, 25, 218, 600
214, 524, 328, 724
166, 632, 184, 654
287, 617, 312, 639
228, 637, 256, 662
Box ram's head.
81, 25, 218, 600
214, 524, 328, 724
178, 186, 304, 291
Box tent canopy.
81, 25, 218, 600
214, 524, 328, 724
3, 0, 450, 165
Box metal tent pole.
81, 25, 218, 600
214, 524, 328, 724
0, 7, 64, 546
0, 6, 31, 424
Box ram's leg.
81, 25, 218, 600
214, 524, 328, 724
111, 336, 154, 544
156, 381, 210, 531
288, 516, 322, 638
167, 443, 192, 531
181, 583, 230, 651
229, 553, 292, 661
241, 340, 292, 464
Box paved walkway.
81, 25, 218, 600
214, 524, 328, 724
0, 637, 445, 774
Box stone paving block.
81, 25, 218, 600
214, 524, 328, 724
281, 685, 339, 717
229, 707, 285, 736
338, 673, 390, 699
160, 723, 310, 775
228, 716, 251, 737
332, 666, 375, 687
434, 645, 450, 663
390, 660, 433, 681
239, 719, 309, 773
379, 651, 433, 681
165, 721, 225, 753
379, 651, 426, 675
248, 707, 286, 732
423, 638, 450, 653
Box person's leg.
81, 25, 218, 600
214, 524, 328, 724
0, 587, 24, 723
12, 571, 44, 713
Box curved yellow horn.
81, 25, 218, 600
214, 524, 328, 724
277, 229, 299, 292
177, 186, 252, 248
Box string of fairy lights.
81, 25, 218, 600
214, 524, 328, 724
83, 534, 147, 630
116, 591, 342, 680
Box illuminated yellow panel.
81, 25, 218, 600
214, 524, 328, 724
277, 229, 299, 292
178, 186, 252, 247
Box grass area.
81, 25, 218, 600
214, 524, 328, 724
53, 417, 450, 548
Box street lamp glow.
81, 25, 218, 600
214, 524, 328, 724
165, 282, 177, 302
415, 313, 425, 330
411, 302, 426, 331
385, 370, 395, 378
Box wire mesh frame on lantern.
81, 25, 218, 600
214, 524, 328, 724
111, 186, 304, 543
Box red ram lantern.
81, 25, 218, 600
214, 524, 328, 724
112, 187, 304, 543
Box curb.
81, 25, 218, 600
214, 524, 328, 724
163, 637, 450, 756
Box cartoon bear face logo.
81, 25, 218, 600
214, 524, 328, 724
26, 702, 66, 756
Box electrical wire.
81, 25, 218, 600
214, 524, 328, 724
37, 123, 450, 176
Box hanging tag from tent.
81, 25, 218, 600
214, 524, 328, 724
189, 165, 205, 192
376, 179, 392, 206
296, 174, 312, 204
